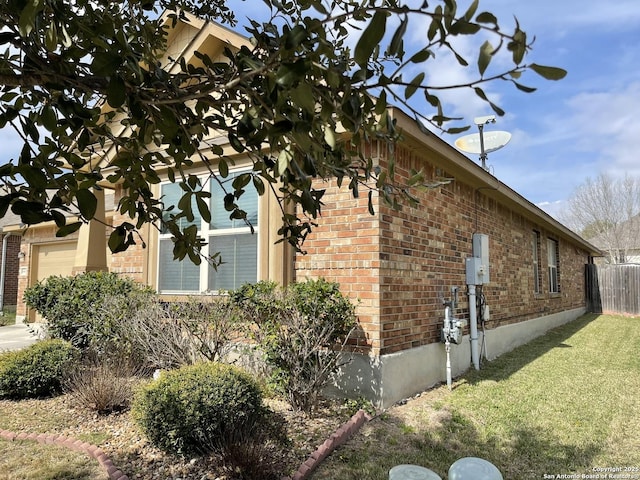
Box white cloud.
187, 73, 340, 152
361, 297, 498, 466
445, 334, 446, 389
559, 82, 640, 177
488, 0, 640, 32
536, 200, 565, 220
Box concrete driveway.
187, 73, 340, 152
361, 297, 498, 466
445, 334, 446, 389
0, 322, 45, 351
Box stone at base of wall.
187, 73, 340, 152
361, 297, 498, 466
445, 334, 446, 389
328, 307, 587, 409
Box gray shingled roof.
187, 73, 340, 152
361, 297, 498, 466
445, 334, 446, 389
0, 191, 116, 232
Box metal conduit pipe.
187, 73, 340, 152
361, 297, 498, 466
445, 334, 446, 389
468, 284, 480, 370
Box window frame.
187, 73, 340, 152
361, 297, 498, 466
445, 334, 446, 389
547, 237, 560, 294
532, 230, 541, 294
157, 167, 259, 294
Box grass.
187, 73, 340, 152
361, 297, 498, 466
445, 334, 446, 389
311, 313, 640, 480
0, 442, 107, 480
0, 397, 109, 480
1, 313, 637, 479
0, 310, 16, 327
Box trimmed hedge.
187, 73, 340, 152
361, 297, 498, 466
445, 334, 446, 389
23, 271, 153, 350
0, 339, 79, 399
132, 362, 266, 455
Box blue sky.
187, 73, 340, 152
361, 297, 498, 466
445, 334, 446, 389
431, 0, 640, 218
220, 0, 640, 219
3, 0, 639, 221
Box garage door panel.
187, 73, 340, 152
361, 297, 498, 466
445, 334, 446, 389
35, 242, 77, 281
30, 242, 76, 322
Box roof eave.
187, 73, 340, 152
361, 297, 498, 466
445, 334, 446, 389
388, 107, 603, 257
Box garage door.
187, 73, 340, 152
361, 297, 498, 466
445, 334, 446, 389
35, 242, 77, 281
30, 242, 77, 322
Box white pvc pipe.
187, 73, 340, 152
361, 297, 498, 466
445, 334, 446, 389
468, 284, 480, 370
444, 305, 453, 389
445, 341, 452, 390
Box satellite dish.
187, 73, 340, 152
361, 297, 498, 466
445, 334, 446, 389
454, 131, 511, 155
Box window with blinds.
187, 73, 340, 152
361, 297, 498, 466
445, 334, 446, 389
547, 238, 560, 294
158, 169, 258, 293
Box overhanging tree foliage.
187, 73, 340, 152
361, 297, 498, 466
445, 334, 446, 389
0, 0, 566, 263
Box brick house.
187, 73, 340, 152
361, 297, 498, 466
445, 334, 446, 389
6, 14, 600, 407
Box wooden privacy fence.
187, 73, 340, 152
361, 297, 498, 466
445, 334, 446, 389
586, 263, 640, 315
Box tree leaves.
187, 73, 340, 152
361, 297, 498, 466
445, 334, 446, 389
530, 63, 567, 80
106, 76, 127, 108
478, 40, 493, 76
76, 189, 97, 220
91, 52, 123, 77
405, 72, 425, 99
18, 0, 43, 37
0, 0, 565, 262
388, 16, 408, 57
11, 200, 52, 225
354, 11, 387, 66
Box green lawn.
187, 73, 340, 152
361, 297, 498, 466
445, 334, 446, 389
0, 310, 16, 327
311, 313, 640, 480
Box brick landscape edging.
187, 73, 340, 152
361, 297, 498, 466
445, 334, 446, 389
282, 408, 372, 480
0, 429, 128, 480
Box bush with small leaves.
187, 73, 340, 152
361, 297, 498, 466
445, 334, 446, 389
231, 278, 357, 413
0, 339, 79, 399
132, 362, 268, 456
23, 271, 153, 350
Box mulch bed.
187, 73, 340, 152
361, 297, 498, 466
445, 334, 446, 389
1, 394, 358, 480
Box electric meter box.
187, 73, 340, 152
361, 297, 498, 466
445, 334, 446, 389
466, 233, 490, 285
465, 257, 483, 285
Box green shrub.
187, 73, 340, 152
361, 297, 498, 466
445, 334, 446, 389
288, 279, 357, 341
23, 271, 153, 350
132, 362, 267, 456
0, 339, 79, 399
231, 278, 357, 413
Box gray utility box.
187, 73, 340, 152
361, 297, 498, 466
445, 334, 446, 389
466, 233, 490, 285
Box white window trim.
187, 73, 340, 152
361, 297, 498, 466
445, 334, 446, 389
547, 238, 559, 294
157, 167, 259, 294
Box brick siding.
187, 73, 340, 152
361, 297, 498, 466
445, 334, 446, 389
0, 234, 21, 307
296, 144, 588, 356
109, 185, 149, 284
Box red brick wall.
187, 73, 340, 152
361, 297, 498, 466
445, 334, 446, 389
0, 235, 21, 307
296, 144, 589, 356
294, 179, 382, 352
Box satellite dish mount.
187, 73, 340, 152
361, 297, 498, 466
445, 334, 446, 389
475, 115, 495, 170
454, 115, 511, 172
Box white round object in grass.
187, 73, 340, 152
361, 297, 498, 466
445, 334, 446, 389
448, 457, 503, 480
388, 464, 442, 480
